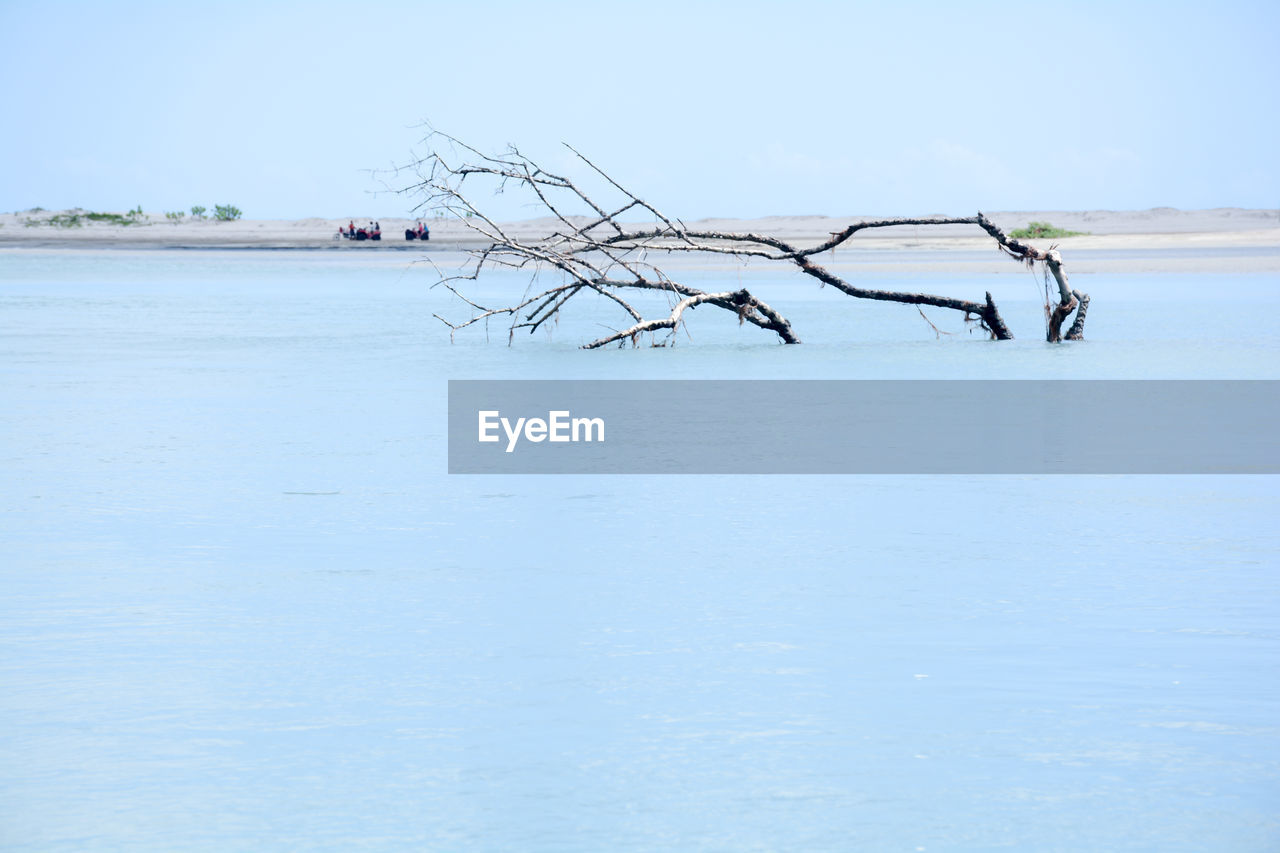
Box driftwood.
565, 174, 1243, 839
406, 133, 1089, 347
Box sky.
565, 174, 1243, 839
1, 0, 1277, 222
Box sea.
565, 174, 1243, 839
1, 248, 1277, 851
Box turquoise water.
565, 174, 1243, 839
2, 250, 1278, 850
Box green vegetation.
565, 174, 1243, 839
1009, 221, 1085, 239
23, 208, 149, 228
17, 202, 243, 228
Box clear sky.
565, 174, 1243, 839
2, 0, 1277, 221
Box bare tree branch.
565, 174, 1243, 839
583, 289, 791, 349
974, 214, 1090, 342
405, 133, 1089, 346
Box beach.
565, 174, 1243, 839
3, 207, 1278, 275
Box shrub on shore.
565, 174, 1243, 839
22, 208, 149, 228
1009, 221, 1085, 239
25, 204, 248, 225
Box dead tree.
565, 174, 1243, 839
406, 133, 1089, 347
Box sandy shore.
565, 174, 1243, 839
3, 208, 1278, 274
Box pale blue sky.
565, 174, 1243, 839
2, 0, 1276, 221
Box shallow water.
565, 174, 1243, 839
2, 250, 1278, 850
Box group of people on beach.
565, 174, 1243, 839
335, 220, 430, 242
340, 221, 381, 241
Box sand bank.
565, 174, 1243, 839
2, 208, 1277, 274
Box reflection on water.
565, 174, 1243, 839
2, 251, 1278, 850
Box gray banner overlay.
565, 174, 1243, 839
448, 380, 1279, 474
